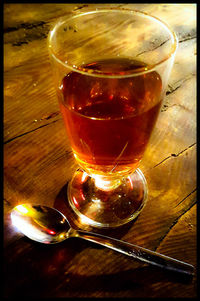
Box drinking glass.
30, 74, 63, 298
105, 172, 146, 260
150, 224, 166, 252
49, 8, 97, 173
48, 8, 178, 228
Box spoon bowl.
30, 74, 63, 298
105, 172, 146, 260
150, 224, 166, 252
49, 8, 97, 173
11, 204, 71, 244
11, 204, 195, 279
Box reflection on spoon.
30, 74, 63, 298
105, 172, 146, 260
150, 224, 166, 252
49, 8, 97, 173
11, 204, 194, 279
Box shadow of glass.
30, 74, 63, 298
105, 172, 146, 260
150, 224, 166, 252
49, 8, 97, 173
42, 265, 194, 297
60, 266, 194, 293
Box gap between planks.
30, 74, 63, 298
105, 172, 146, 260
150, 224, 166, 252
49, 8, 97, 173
151, 142, 196, 169
155, 196, 196, 252
4, 118, 61, 144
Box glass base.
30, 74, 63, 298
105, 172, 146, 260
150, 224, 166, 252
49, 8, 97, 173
68, 168, 147, 228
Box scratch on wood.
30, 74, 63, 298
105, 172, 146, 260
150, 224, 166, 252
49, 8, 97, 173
155, 200, 196, 252
174, 188, 197, 208
40, 111, 60, 121
153, 143, 196, 168
136, 39, 170, 57
4, 21, 50, 46
4, 21, 47, 33
179, 35, 196, 43
51, 150, 73, 162
4, 119, 60, 144
161, 103, 191, 113
165, 84, 182, 96
161, 74, 196, 112
164, 73, 195, 98
73, 4, 89, 11
170, 142, 196, 157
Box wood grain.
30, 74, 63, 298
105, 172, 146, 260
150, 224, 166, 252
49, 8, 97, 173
4, 4, 196, 298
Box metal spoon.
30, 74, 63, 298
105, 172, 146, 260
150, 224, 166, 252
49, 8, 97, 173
11, 204, 194, 278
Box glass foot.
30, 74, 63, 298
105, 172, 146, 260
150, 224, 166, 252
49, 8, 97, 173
68, 169, 147, 228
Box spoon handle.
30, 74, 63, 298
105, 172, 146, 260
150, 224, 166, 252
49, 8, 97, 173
76, 230, 194, 278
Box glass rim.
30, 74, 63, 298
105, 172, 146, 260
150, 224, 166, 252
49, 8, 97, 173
48, 8, 178, 78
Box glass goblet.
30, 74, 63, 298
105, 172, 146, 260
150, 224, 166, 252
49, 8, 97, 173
48, 8, 178, 228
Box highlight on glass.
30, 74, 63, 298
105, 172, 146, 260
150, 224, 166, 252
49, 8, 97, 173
48, 8, 178, 228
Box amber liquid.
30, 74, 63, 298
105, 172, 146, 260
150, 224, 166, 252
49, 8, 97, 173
59, 58, 162, 177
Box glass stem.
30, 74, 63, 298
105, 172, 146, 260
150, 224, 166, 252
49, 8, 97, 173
92, 175, 121, 191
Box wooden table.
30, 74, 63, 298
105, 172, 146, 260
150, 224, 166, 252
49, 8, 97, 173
4, 4, 196, 298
